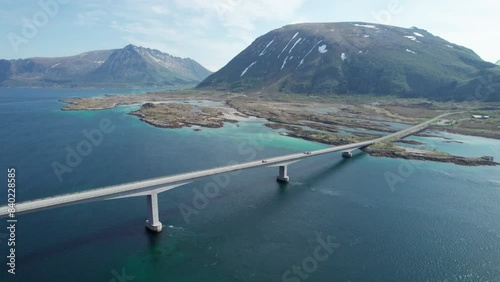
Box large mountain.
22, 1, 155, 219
496, 60, 500, 66
0, 45, 211, 88
198, 22, 500, 101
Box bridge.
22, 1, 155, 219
0, 113, 451, 232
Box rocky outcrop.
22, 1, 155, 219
362, 147, 498, 166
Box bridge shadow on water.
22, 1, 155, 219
189, 152, 368, 239
18, 151, 368, 263
276, 152, 366, 192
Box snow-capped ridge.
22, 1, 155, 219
353, 24, 378, 29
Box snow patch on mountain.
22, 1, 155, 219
298, 40, 323, 68
353, 24, 378, 29
259, 40, 275, 56
318, 45, 328, 54
241, 61, 257, 77
289, 38, 302, 54
147, 52, 162, 64
404, 36, 421, 43
281, 56, 289, 70
278, 32, 299, 58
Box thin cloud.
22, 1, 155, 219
151, 5, 170, 15
76, 10, 108, 26
105, 0, 305, 70
6, 0, 496, 68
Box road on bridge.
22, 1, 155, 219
0, 113, 453, 216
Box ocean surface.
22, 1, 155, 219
0, 88, 499, 282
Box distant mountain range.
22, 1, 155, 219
496, 60, 500, 66
0, 45, 212, 88
198, 22, 500, 101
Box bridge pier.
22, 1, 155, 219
146, 193, 162, 233
342, 151, 353, 158
277, 165, 289, 183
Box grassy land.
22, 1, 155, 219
60, 89, 500, 141
129, 102, 237, 129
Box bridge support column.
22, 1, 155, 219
146, 193, 162, 233
277, 165, 289, 183
342, 151, 353, 158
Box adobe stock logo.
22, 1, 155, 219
109, 268, 135, 282
178, 129, 275, 224
214, 0, 242, 19
7, 0, 70, 54
281, 234, 340, 282
51, 118, 116, 182
371, 0, 404, 25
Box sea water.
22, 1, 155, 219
0, 88, 499, 282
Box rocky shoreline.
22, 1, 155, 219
362, 146, 498, 166
58, 92, 499, 167
265, 123, 366, 146
226, 99, 399, 134
129, 102, 238, 129
428, 125, 500, 140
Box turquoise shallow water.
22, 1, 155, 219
0, 88, 499, 282
400, 130, 500, 159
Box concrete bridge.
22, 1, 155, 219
0, 113, 451, 232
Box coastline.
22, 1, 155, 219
58, 91, 499, 166
362, 145, 498, 167
128, 102, 240, 129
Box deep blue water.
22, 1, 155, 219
0, 88, 499, 282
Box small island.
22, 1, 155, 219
129, 102, 239, 129
59, 90, 500, 166
362, 142, 497, 166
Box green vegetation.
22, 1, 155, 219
370, 142, 405, 152
130, 103, 237, 129
198, 22, 500, 101
60, 88, 500, 141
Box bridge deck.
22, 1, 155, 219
0, 113, 450, 216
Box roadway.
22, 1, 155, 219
0, 113, 452, 216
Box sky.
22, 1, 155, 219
0, 0, 499, 71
